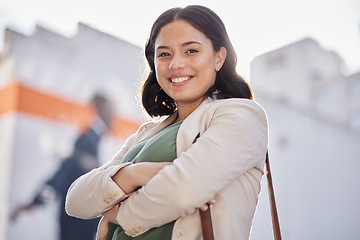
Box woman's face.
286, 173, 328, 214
154, 20, 226, 110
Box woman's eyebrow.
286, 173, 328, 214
182, 41, 202, 47
156, 45, 169, 51
156, 41, 202, 51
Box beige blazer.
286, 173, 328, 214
66, 98, 268, 240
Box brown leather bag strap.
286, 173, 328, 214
194, 133, 215, 240
200, 205, 215, 240
265, 151, 282, 240
200, 151, 282, 240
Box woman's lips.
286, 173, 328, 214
170, 76, 191, 83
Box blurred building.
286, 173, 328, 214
0, 23, 145, 240
250, 38, 360, 240
2, 22, 360, 240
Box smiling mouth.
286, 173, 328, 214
170, 76, 191, 83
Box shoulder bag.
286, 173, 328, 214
200, 151, 282, 240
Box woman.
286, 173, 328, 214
66, 5, 268, 240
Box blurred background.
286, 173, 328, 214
0, 0, 359, 239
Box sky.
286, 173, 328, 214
0, 0, 359, 79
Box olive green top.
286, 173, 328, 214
107, 121, 183, 240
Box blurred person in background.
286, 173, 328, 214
10, 93, 115, 240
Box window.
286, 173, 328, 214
349, 112, 360, 132
313, 89, 328, 106
266, 52, 287, 69
347, 80, 360, 98
310, 69, 323, 81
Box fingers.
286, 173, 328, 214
199, 199, 216, 212
207, 199, 216, 205
103, 203, 121, 224
199, 204, 209, 212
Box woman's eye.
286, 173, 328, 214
158, 52, 170, 58
186, 49, 198, 54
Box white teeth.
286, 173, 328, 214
171, 77, 190, 83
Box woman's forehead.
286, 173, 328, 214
155, 20, 209, 48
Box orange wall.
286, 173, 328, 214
0, 82, 141, 138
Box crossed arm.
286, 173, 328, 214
103, 162, 214, 224
66, 100, 268, 235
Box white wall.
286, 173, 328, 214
251, 96, 360, 240
250, 38, 347, 125
6, 112, 126, 240
0, 113, 16, 240
1, 23, 144, 240
6, 23, 146, 120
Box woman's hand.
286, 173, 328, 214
112, 162, 173, 194
199, 199, 216, 211
103, 202, 121, 224
103, 190, 215, 224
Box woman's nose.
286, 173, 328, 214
169, 54, 185, 69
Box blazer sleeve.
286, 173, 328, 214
65, 123, 147, 219
116, 99, 268, 235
